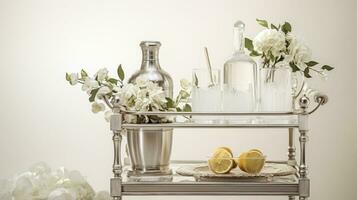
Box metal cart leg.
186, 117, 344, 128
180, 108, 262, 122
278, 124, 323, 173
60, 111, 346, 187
111, 130, 123, 200
298, 96, 310, 200
288, 128, 296, 166
110, 104, 124, 200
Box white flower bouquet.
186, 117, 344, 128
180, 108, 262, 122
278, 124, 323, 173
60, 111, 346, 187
245, 19, 334, 79
66, 65, 191, 123
0, 162, 110, 200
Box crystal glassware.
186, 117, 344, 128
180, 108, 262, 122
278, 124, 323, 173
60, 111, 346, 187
222, 21, 258, 123
223, 20, 258, 113
259, 65, 293, 112
191, 68, 221, 123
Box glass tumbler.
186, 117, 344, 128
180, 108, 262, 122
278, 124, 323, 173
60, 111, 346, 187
191, 68, 221, 123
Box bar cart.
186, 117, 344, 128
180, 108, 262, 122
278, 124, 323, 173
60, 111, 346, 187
104, 91, 328, 200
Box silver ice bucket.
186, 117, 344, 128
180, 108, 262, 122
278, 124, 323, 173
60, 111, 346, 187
127, 128, 173, 175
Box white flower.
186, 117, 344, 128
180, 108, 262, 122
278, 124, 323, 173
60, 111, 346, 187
95, 68, 109, 82
104, 110, 113, 122
69, 73, 78, 85
115, 83, 140, 106
134, 98, 151, 111
48, 188, 75, 200
96, 86, 111, 99
94, 191, 111, 200
91, 102, 105, 113
12, 172, 33, 200
253, 29, 286, 57
81, 77, 99, 92
287, 34, 311, 67
135, 76, 149, 88
180, 79, 191, 90
8, 163, 98, 200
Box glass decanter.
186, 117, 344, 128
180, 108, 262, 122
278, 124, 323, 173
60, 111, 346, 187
223, 20, 258, 113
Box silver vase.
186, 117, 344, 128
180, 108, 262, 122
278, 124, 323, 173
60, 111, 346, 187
127, 41, 173, 176
127, 128, 173, 176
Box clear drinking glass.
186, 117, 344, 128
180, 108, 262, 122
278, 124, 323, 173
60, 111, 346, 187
191, 68, 221, 123
259, 66, 293, 112
258, 65, 298, 124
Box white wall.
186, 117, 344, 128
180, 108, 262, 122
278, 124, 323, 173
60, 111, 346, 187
0, 0, 356, 199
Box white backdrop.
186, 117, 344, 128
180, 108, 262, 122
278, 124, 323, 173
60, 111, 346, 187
0, 0, 356, 199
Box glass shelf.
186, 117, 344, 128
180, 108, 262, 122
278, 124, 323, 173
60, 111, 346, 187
114, 161, 300, 196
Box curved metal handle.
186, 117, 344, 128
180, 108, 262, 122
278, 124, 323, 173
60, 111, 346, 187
302, 87, 328, 114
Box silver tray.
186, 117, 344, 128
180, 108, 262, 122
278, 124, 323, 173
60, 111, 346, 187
176, 162, 296, 182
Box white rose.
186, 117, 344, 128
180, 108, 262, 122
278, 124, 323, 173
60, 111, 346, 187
69, 73, 78, 85
95, 68, 109, 82
96, 86, 111, 99
253, 29, 286, 57
81, 77, 99, 92
48, 188, 75, 200
287, 34, 311, 66
91, 102, 105, 113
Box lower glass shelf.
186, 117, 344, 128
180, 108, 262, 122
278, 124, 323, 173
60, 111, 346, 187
113, 161, 300, 196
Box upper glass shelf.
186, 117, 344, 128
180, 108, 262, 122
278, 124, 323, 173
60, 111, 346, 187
121, 115, 299, 129
121, 110, 302, 116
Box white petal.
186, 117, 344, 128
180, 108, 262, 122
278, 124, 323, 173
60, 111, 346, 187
48, 188, 75, 200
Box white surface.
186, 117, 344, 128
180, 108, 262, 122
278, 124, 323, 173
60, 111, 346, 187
0, 0, 356, 200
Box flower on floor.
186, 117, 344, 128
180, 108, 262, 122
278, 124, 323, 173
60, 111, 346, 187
0, 162, 110, 200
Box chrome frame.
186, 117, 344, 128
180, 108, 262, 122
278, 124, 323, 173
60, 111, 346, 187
106, 93, 328, 200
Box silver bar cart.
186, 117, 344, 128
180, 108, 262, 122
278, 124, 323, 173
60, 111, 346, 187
106, 92, 328, 200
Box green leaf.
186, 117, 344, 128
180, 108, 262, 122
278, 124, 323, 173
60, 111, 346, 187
183, 104, 192, 112
176, 107, 182, 112
268, 52, 275, 61
194, 73, 199, 87
107, 78, 119, 85
306, 61, 318, 67
289, 62, 300, 72
277, 56, 284, 62
166, 97, 176, 108
81, 69, 88, 78
249, 50, 261, 57
281, 22, 292, 34
304, 68, 312, 78
256, 19, 269, 28
321, 65, 334, 71
88, 88, 99, 102
245, 38, 254, 51
271, 23, 279, 30
65, 73, 70, 81
117, 64, 125, 81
